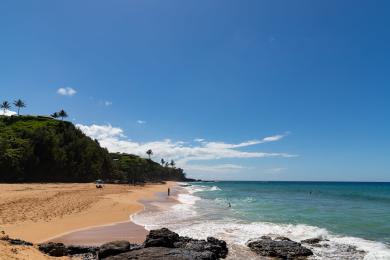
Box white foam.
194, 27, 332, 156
132, 185, 390, 259
176, 193, 201, 205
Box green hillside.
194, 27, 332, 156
0, 116, 187, 183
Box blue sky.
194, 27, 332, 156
1, 0, 389, 181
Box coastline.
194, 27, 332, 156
0, 181, 176, 256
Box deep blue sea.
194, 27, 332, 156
133, 181, 390, 259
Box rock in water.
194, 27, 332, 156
144, 228, 180, 247
98, 240, 134, 259
38, 242, 68, 257
103, 247, 216, 260
247, 237, 313, 259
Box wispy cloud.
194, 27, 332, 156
265, 167, 288, 174
137, 120, 146, 125
185, 164, 248, 173
104, 101, 112, 107
194, 138, 205, 142
57, 87, 77, 96
76, 124, 296, 174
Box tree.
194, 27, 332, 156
146, 149, 153, 159
170, 160, 176, 168
58, 110, 68, 120
161, 158, 165, 166
51, 112, 59, 119
13, 99, 26, 115
1, 101, 11, 114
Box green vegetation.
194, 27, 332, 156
13, 99, 26, 115
111, 153, 186, 183
1, 101, 11, 114
0, 115, 187, 183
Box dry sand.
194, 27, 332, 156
0, 182, 175, 259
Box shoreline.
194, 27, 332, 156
0, 182, 176, 245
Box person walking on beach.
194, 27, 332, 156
168, 188, 170, 196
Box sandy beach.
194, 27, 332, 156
0, 182, 175, 259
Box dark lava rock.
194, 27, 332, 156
275, 236, 292, 241
144, 228, 228, 259
144, 228, 180, 247
38, 242, 68, 257
67, 245, 99, 255
173, 236, 228, 259
98, 240, 136, 259
260, 236, 272, 240
1, 236, 33, 246
247, 237, 313, 259
207, 237, 228, 258
103, 247, 216, 260
301, 238, 322, 245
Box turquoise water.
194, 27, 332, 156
195, 181, 390, 245
133, 181, 390, 259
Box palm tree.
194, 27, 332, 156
161, 158, 165, 166
1, 101, 11, 114
13, 99, 26, 115
146, 149, 153, 160
51, 112, 59, 119
58, 109, 68, 120
170, 160, 176, 168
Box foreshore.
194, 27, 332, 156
0, 182, 176, 259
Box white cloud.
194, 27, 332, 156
137, 120, 146, 125
0, 110, 17, 116
76, 124, 125, 140
185, 164, 247, 173
104, 101, 112, 107
194, 138, 205, 142
57, 87, 77, 96
76, 124, 296, 174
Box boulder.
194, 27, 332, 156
144, 228, 228, 259
207, 237, 228, 258
103, 247, 216, 260
144, 228, 180, 247
247, 237, 313, 259
98, 240, 135, 259
38, 242, 68, 257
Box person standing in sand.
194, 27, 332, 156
168, 188, 170, 196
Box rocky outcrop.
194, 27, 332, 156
104, 247, 216, 260
38, 242, 68, 257
98, 241, 140, 259
144, 228, 228, 259
301, 238, 322, 245
67, 245, 99, 255
247, 236, 313, 259
144, 228, 180, 248
0, 235, 33, 246
34, 228, 227, 260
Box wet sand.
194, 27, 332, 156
49, 221, 148, 246
48, 185, 182, 246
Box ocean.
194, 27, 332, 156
132, 181, 390, 259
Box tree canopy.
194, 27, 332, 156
0, 116, 188, 183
